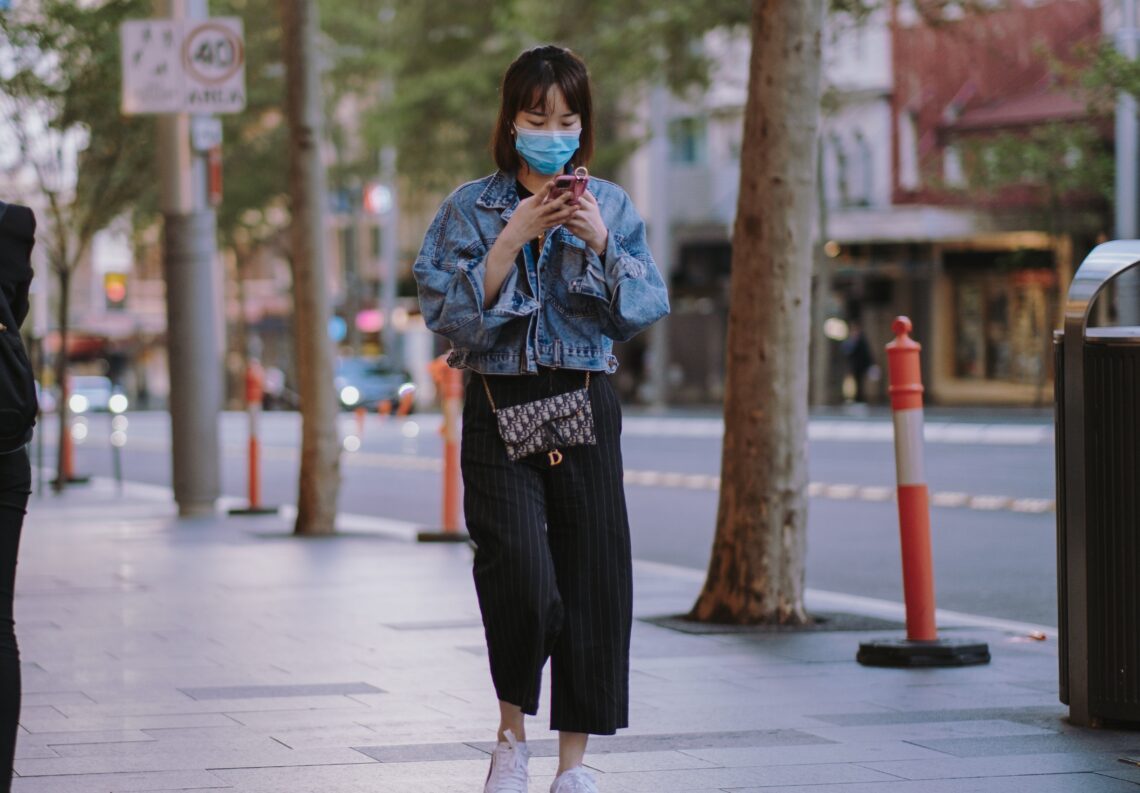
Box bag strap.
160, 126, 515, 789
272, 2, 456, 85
481, 371, 591, 413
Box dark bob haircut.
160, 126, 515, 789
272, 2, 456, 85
491, 45, 594, 174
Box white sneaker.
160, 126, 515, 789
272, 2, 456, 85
550, 765, 599, 793
483, 729, 530, 793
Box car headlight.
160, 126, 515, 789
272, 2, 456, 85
340, 385, 361, 406
69, 394, 89, 414
108, 394, 129, 414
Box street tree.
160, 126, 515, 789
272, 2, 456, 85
279, 0, 341, 535
689, 0, 825, 625
333, 0, 750, 196
0, 0, 153, 492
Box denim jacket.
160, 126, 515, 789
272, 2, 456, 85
413, 170, 670, 374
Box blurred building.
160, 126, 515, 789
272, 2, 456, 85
627, 0, 1110, 406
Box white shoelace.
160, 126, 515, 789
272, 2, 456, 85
552, 766, 597, 793
487, 729, 529, 793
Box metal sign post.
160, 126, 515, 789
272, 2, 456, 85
120, 5, 246, 517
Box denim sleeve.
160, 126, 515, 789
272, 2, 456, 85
413, 197, 539, 352
571, 192, 670, 342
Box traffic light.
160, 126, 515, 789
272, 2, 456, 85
104, 272, 128, 311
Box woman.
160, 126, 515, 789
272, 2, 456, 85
414, 45, 669, 793
0, 200, 36, 793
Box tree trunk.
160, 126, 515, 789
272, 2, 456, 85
279, 0, 341, 534
690, 0, 824, 625
52, 266, 71, 493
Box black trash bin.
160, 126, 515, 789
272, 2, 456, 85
1056, 241, 1140, 727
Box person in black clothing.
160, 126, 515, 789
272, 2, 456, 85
0, 200, 36, 793
842, 319, 874, 404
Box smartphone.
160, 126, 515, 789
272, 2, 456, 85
550, 167, 589, 204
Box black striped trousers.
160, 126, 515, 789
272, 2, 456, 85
461, 367, 632, 735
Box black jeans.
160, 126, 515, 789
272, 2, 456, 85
0, 447, 28, 791
461, 369, 632, 735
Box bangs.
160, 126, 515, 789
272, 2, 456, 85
521, 71, 584, 116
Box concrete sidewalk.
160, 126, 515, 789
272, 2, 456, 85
12, 480, 1139, 792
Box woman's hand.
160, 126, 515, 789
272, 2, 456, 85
500, 180, 578, 251
564, 191, 608, 256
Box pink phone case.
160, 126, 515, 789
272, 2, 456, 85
552, 167, 589, 202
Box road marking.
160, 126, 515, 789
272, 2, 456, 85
58, 437, 1057, 515
615, 417, 1053, 446
616, 467, 1053, 515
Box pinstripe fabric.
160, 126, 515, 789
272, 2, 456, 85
461, 367, 631, 735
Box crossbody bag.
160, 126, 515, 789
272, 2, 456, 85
481, 372, 597, 466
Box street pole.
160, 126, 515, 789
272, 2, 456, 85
155, 0, 222, 517
647, 84, 672, 410
380, 145, 400, 365
343, 206, 361, 354
810, 135, 831, 407
1115, 0, 1140, 323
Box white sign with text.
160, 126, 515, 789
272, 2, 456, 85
121, 18, 246, 115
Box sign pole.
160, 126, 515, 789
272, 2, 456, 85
379, 146, 400, 365
154, 0, 222, 516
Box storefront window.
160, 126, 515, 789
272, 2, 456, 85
951, 254, 1055, 385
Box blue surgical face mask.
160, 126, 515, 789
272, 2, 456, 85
514, 127, 581, 175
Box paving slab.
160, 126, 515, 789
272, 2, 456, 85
10, 483, 1138, 793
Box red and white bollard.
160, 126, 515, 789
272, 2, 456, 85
857, 317, 989, 667
886, 316, 937, 642
229, 359, 277, 516
418, 356, 468, 542
52, 376, 90, 489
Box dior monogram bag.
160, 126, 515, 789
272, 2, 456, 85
482, 373, 596, 466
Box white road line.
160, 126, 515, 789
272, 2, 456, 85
930, 491, 970, 508
616, 418, 1053, 446
618, 469, 1054, 514
857, 486, 894, 502
969, 495, 1014, 511
53, 439, 1057, 514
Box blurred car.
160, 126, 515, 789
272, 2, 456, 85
68, 375, 128, 414
334, 357, 415, 412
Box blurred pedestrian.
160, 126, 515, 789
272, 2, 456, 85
414, 45, 669, 793
842, 319, 874, 404
0, 200, 37, 793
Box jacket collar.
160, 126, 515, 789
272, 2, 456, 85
475, 170, 520, 211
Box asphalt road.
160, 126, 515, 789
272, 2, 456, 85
31, 407, 1059, 628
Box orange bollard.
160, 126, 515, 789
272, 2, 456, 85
354, 406, 366, 437
377, 400, 393, 419
885, 317, 936, 642
52, 377, 89, 489
229, 359, 277, 516
418, 357, 469, 543
857, 317, 989, 667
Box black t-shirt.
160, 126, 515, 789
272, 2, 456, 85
514, 181, 540, 297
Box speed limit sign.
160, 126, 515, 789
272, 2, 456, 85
184, 22, 244, 85
183, 19, 245, 112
